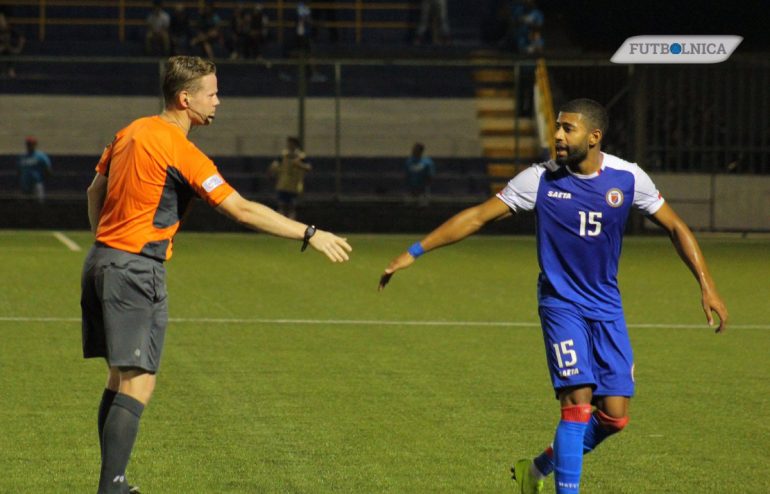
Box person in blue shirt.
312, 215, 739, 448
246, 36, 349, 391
405, 142, 436, 206
379, 99, 728, 494
18, 136, 52, 204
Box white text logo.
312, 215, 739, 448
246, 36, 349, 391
547, 190, 572, 199
611, 36, 742, 64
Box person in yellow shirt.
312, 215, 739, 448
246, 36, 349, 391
81, 56, 351, 494
268, 136, 312, 219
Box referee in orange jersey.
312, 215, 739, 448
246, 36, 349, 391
81, 56, 352, 494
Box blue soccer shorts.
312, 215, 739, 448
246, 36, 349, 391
538, 305, 635, 398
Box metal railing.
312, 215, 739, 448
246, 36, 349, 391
2, 54, 768, 178
0, 0, 418, 43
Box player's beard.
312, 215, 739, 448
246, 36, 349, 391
555, 141, 589, 169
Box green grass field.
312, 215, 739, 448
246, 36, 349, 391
1, 230, 769, 493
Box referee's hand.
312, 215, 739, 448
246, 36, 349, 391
378, 252, 415, 291
309, 230, 352, 263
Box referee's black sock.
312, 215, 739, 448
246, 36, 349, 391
98, 388, 118, 456
98, 393, 145, 494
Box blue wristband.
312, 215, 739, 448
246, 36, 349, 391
407, 242, 425, 258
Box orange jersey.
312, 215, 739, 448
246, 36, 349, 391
95, 116, 234, 261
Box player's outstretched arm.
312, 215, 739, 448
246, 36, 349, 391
649, 203, 728, 332
379, 196, 511, 290
216, 191, 351, 263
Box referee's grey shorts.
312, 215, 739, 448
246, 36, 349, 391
81, 243, 168, 373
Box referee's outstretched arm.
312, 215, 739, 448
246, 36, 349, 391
216, 190, 352, 263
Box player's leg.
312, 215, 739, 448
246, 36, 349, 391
553, 386, 593, 494
33, 182, 45, 204
287, 195, 297, 220
514, 306, 595, 494
530, 395, 629, 479
582, 395, 629, 454
528, 317, 633, 485
583, 317, 634, 451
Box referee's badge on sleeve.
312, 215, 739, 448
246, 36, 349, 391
202, 174, 224, 192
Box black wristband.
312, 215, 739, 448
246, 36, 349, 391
301, 225, 316, 252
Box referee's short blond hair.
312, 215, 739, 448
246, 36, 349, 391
162, 56, 216, 106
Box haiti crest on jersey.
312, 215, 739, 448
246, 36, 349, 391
605, 188, 624, 207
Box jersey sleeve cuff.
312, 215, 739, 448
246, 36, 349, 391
495, 192, 518, 213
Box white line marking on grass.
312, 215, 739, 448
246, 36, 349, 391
0, 316, 767, 329
52, 231, 81, 252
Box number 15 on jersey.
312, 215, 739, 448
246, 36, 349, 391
578, 211, 602, 237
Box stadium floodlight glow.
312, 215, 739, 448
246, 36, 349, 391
611, 35, 743, 64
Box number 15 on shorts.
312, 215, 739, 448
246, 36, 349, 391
553, 339, 577, 369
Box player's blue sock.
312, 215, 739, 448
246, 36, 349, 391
553, 404, 592, 494
583, 409, 629, 453
533, 409, 629, 478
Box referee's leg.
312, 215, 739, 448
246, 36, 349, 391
98, 368, 156, 494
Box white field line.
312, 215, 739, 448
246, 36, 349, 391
52, 231, 82, 252
0, 316, 766, 330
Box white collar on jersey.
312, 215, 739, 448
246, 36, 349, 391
564, 152, 606, 179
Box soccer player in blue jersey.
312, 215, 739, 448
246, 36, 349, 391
378, 98, 728, 493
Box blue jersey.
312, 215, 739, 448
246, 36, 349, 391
497, 153, 664, 320
18, 150, 52, 192
405, 156, 435, 188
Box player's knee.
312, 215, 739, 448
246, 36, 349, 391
596, 409, 629, 433
561, 404, 593, 423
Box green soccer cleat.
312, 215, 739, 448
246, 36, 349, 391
128, 485, 141, 494
511, 459, 544, 494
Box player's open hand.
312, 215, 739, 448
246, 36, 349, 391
309, 230, 352, 263
702, 286, 728, 333
378, 252, 415, 291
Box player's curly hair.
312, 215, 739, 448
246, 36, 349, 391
162, 56, 216, 106
559, 98, 609, 135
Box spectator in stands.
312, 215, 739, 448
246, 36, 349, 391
190, 4, 222, 59
414, 0, 450, 46
227, 3, 268, 60
281, 2, 325, 82
145, 0, 171, 56
310, 0, 338, 43
525, 28, 544, 55
502, 0, 543, 54
0, 13, 25, 78
268, 137, 312, 220
17, 136, 52, 204
405, 142, 435, 206
293, 1, 313, 58
226, 5, 250, 59
246, 4, 270, 60
169, 3, 192, 55
519, 0, 544, 54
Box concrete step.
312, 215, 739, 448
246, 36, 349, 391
476, 97, 515, 111
473, 69, 514, 84
479, 117, 536, 136
486, 163, 527, 178
481, 136, 540, 158
476, 97, 519, 119
475, 87, 515, 98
